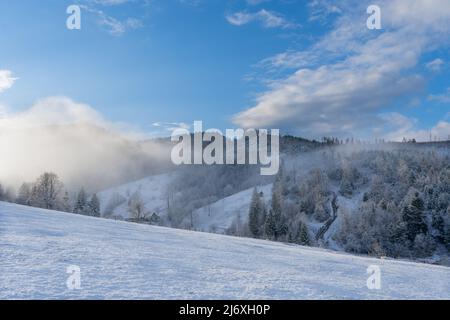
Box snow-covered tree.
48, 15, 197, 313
248, 188, 266, 238
16, 183, 32, 205
30, 172, 64, 210
128, 191, 147, 220
264, 210, 277, 240
402, 192, 428, 242
73, 188, 88, 215
295, 221, 310, 246
0, 183, 13, 202
413, 233, 436, 258
89, 194, 101, 217
0, 183, 5, 201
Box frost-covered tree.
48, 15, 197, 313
16, 183, 32, 205
264, 210, 277, 240
89, 194, 101, 217
248, 188, 260, 237
30, 173, 64, 210
248, 188, 266, 238
61, 191, 71, 213
313, 201, 329, 222
402, 192, 428, 242
0, 183, 5, 201
413, 233, 436, 258
295, 221, 310, 246
0, 183, 13, 202
73, 188, 89, 215
128, 191, 147, 220
339, 177, 354, 197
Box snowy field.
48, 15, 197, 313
1, 201, 449, 300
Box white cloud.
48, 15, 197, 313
426, 58, 444, 72
380, 112, 450, 142
99, 15, 143, 36
233, 0, 450, 138
151, 121, 191, 135
226, 9, 298, 29
428, 87, 450, 104
80, 1, 144, 36
0, 70, 17, 93
0, 96, 169, 191
308, 0, 343, 22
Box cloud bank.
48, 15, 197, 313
0, 97, 171, 192
233, 0, 450, 141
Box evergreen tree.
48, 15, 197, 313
61, 191, 71, 213
274, 212, 289, 240
339, 177, 354, 197
248, 188, 261, 237
0, 183, 5, 201
295, 221, 310, 246
74, 188, 88, 215
89, 194, 101, 217
264, 210, 277, 240
402, 193, 428, 242
268, 169, 288, 240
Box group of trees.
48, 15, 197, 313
329, 148, 450, 258
0, 183, 14, 202
241, 146, 449, 260
73, 188, 100, 217
244, 168, 311, 246
2, 172, 101, 218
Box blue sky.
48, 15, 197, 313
0, 0, 449, 141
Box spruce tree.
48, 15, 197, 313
248, 188, 261, 238
264, 210, 277, 240
89, 194, 101, 217
295, 221, 310, 246
0, 183, 5, 201
61, 191, 71, 213
269, 169, 288, 240
403, 193, 428, 242
74, 188, 88, 215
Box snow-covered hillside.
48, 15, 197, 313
98, 173, 272, 233
189, 184, 272, 233
97, 173, 174, 220
1, 201, 449, 299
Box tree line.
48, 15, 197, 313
0, 172, 100, 217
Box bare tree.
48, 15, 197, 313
128, 191, 147, 221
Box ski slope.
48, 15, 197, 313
1, 201, 449, 300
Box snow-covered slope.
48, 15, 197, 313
97, 173, 174, 219
1, 201, 449, 299
190, 184, 272, 233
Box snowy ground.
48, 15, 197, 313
1, 201, 449, 300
